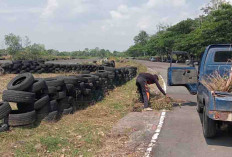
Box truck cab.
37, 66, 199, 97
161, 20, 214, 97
168, 45, 232, 138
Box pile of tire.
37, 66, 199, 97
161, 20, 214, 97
0, 60, 98, 74
0, 65, 137, 131
102, 60, 115, 67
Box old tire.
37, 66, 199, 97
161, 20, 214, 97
7, 73, 34, 91
63, 107, 73, 115
57, 91, 66, 100
43, 111, 58, 122
31, 79, 47, 93
3, 90, 35, 104
0, 102, 11, 119
9, 110, 36, 127
0, 123, 9, 132
34, 95, 50, 110
203, 106, 216, 138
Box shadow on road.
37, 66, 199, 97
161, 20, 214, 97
173, 102, 197, 107
198, 113, 232, 147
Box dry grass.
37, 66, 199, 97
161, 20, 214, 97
201, 71, 232, 92
0, 61, 148, 157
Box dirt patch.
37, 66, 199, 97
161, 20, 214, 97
97, 111, 161, 156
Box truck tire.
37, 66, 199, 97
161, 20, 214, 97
7, 73, 34, 91
197, 97, 203, 113
203, 106, 216, 138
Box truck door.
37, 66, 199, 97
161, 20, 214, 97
167, 51, 198, 95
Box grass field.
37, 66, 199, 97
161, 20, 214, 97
0, 61, 148, 157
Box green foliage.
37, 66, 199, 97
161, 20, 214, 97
4, 33, 22, 56
3, 33, 122, 60
134, 30, 149, 45
126, 2, 232, 58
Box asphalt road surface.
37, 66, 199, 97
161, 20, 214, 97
137, 60, 232, 157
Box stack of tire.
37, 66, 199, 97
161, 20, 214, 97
0, 60, 99, 74
102, 60, 115, 67
32, 78, 51, 122
45, 78, 73, 120
2, 73, 37, 127
0, 65, 138, 131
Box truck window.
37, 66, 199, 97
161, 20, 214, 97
214, 51, 232, 62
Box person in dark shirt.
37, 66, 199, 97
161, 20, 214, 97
136, 73, 166, 110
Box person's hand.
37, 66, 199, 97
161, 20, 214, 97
165, 94, 171, 98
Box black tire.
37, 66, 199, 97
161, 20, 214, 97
63, 107, 73, 115
58, 98, 70, 111
17, 103, 34, 113
48, 87, 57, 94
203, 106, 216, 138
36, 112, 49, 121
9, 110, 36, 127
50, 100, 58, 111
0, 123, 9, 132
31, 79, 47, 93
75, 76, 88, 83
197, 97, 203, 113
46, 79, 64, 87
36, 104, 50, 114
66, 84, 74, 92
60, 77, 79, 85
7, 73, 34, 91
3, 90, 35, 104
57, 91, 66, 100
34, 95, 50, 110
43, 111, 58, 122
0, 102, 11, 119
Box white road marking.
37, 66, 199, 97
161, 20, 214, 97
145, 68, 167, 157
144, 111, 166, 157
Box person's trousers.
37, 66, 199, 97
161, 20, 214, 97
136, 77, 150, 108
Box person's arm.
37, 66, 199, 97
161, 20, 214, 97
154, 79, 166, 96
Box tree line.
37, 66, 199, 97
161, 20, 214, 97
126, 0, 232, 58
0, 34, 123, 60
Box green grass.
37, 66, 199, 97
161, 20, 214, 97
0, 61, 147, 157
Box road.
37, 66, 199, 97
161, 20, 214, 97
137, 60, 232, 157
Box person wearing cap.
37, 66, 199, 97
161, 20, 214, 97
136, 73, 166, 111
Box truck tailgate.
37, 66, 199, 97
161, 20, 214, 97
214, 91, 232, 111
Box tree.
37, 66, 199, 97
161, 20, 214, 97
28, 43, 46, 59
24, 36, 31, 48
4, 33, 22, 56
133, 30, 149, 45
201, 0, 227, 14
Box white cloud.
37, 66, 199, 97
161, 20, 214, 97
41, 0, 58, 18
0, 0, 209, 52
146, 0, 186, 8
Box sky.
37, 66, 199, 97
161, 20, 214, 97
0, 0, 222, 52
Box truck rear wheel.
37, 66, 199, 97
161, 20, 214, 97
197, 97, 203, 113
203, 106, 216, 138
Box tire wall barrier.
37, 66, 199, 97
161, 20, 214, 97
0, 65, 137, 131
0, 60, 99, 74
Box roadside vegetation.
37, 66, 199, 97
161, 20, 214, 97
0, 60, 148, 157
